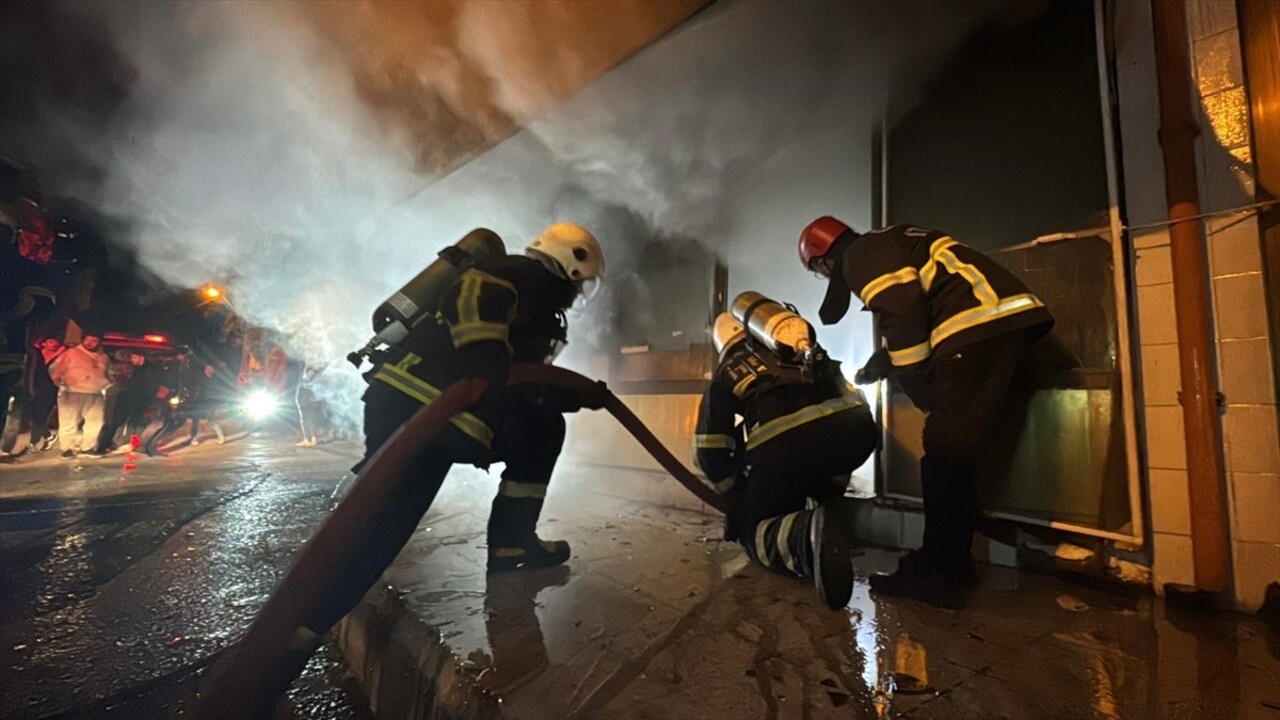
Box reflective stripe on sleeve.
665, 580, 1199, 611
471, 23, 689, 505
888, 341, 931, 367
695, 434, 737, 450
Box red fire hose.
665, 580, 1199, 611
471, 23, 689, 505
196, 367, 721, 718
507, 363, 727, 512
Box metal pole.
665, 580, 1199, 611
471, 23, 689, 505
1094, 0, 1146, 548
1149, 0, 1230, 592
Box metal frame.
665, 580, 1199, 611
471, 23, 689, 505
1093, 0, 1145, 548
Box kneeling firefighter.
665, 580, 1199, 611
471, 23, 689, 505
695, 292, 876, 609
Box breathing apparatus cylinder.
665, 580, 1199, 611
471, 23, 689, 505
348, 228, 507, 368
372, 228, 506, 333
711, 312, 746, 360
730, 291, 816, 362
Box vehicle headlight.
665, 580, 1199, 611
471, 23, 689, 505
242, 389, 279, 420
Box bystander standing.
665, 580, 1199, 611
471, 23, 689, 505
49, 333, 111, 458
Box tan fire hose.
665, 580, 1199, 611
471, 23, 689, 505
196, 366, 721, 718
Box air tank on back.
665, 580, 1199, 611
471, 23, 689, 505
348, 228, 506, 368
371, 227, 507, 334
730, 291, 816, 362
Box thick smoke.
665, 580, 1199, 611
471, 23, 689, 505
4, 0, 1020, 428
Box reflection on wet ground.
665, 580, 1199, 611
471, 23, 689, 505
342, 467, 1280, 720
0, 436, 370, 719
4, 437, 1276, 719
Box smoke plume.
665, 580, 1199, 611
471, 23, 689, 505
2, 0, 1020, 427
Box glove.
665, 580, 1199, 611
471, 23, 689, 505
576, 380, 610, 411
537, 380, 610, 414
854, 348, 892, 385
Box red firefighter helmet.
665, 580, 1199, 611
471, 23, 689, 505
798, 216, 853, 269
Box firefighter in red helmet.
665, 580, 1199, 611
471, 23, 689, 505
799, 216, 1053, 608
695, 296, 876, 609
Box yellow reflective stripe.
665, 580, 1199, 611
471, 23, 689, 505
374, 371, 494, 447
451, 270, 515, 349
919, 236, 954, 292
394, 352, 423, 371
745, 384, 866, 451
459, 273, 483, 325
498, 480, 547, 499
732, 374, 757, 398
938, 248, 999, 306
695, 433, 736, 450
930, 293, 1044, 348
755, 521, 770, 565
372, 364, 494, 447
449, 321, 510, 348
776, 511, 800, 574
714, 477, 737, 494
858, 266, 920, 306
888, 341, 931, 367
455, 271, 517, 323
920, 237, 999, 306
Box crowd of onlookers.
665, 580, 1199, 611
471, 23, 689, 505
1, 330, 223, 462
2, 160, 348, 465
1, 328, 348, 464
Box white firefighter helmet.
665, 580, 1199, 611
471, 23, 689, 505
526, 222, 605, 288
712, 312, 746, 358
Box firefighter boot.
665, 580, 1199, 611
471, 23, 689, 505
870, 451, 980, 608
487, 491, 570, 573
868, 552, 977, 609
811, 503, 855, 610
745, 504, 853, 610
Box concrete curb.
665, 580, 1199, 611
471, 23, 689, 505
336, 584, 500, 720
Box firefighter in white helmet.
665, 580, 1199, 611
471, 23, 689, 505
695, 294, 876, 609
309, 222, 606, 644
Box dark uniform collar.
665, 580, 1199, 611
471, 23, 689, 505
818, 234, 857, 325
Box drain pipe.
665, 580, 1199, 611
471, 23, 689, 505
1150, 0, 1230, 593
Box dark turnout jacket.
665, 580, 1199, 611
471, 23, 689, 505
694, 342, 864, 489
840, 225, 1053, 372
371, 254, 576, 450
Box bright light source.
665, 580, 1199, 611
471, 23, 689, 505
201, 285, 223, 300
241, 389, 279, 420
168, 396, 182, 408
145, 334, 168, 344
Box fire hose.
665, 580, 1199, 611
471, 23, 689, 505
508, 363, 727, 512
195, 365, 723, 719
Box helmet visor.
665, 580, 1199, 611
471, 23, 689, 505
570, 277, 601, 312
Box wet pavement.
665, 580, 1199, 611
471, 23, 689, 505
3, 435, 1277, 720
0, 432, 370, 719
338, 465, 1280, 720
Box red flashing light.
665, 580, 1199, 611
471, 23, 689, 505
144, 334, 167, 344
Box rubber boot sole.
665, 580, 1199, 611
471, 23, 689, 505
487, 540, 571, 573
812, 505, 854, 610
